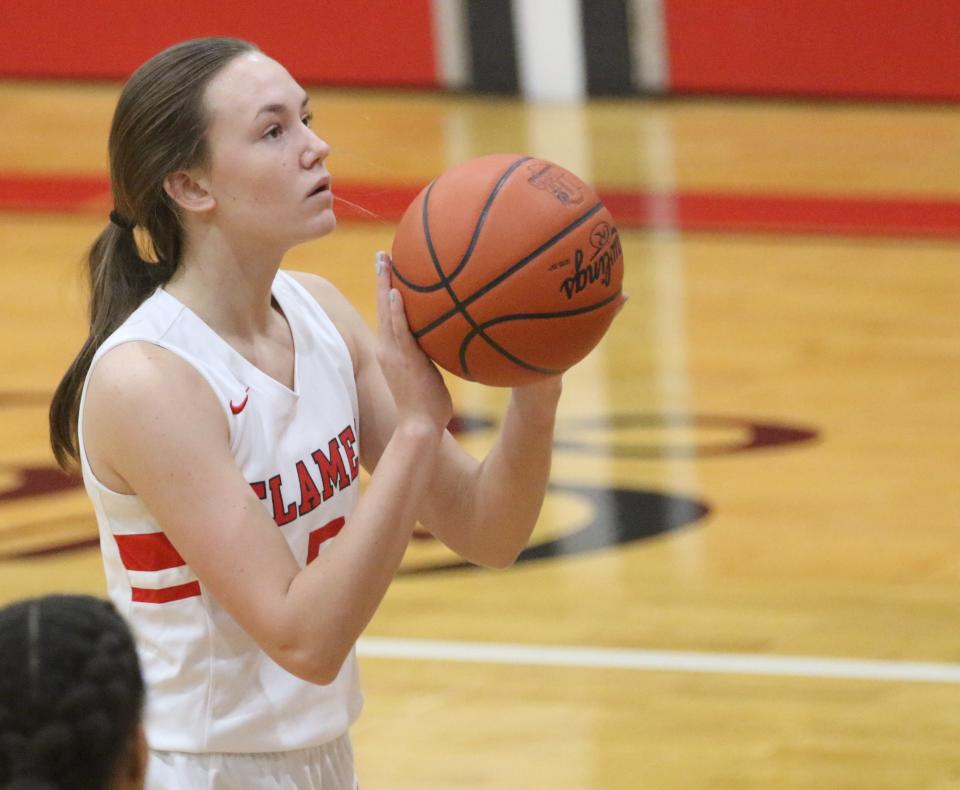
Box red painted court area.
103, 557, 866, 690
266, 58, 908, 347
3, 173, 960, 239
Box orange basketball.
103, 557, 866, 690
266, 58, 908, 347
390, 154, 625, 386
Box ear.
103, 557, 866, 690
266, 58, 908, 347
163, 170, 216, 215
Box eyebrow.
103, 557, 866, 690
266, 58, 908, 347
255, 94, 310, 118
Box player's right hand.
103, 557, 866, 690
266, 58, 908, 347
375, 251, 453, 436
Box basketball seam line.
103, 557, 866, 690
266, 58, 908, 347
419, 157, 553, 379
391, 156, 533, 294
457, 289, 623, 377
465, 289, 622, 330
413, 200, 606, 340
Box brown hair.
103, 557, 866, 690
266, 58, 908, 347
49, 37, 258, 470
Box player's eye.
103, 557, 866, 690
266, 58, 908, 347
302, 112, 314, 127
263, 124, 283, 140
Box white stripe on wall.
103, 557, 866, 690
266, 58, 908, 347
358, 637, 960, 685
630, 0, 669, 92
431, 0, 471, 89
513, 0, 587, 102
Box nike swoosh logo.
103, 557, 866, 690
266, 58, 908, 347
230, 387, 250, 415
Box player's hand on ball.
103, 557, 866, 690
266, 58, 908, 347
375, 251, 453, 435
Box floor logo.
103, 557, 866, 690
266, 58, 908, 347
399, 411, 817, 574
0, 393, 817, 565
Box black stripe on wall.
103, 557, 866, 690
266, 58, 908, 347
581, 0, 634, 95
466, 0, 518, 93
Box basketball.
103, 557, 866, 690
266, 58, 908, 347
390, 154, 625, 386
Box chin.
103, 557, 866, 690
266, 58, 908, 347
307, 210, 337, 240
319, 211, 337, 236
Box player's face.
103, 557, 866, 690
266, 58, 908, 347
200, 52, 335, 246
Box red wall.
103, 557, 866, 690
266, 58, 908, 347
665, 0, 960, 101
5, 1, 959, 100
0, 1, 437, 86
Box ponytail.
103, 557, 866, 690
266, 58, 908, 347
49, 220, 175, 470
47, 36, 257, 471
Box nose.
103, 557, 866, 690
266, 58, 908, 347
302, 129, 331, 170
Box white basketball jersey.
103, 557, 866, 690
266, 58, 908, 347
78, 270, 363, 753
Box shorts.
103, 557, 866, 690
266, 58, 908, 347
146, 732, 358, 790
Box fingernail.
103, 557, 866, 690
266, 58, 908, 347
388, 289, 396, 303
375, 252, 383, 276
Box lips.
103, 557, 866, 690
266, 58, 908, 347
307, 178, 331, 199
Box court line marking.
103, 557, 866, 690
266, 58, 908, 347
357, 637, 960, 685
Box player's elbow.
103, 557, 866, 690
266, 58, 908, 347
309, 659, 349, 687
459, 524, 529, 569
273, 640, 351, 686
477, 541, 525, 570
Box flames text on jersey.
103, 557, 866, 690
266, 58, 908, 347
249, 424, 360, 526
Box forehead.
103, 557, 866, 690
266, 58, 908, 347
204, 52, 304, 123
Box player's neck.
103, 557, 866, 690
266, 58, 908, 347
165, 230, 286, 342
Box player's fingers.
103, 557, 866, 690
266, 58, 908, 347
375, 251, 395, 345
387, 286, 419, 356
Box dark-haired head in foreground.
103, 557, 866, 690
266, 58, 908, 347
0, 595, 146, 790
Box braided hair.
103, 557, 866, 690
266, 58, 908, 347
0, 595, 145, 789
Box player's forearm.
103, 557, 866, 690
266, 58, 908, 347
278, 418, 442, 682
465, 379, 562, 568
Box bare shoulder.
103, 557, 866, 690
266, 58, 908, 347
87, 340, 221, 413
287, 270, 375, 369
84, 341, 229, 490
287, 270, 358, 322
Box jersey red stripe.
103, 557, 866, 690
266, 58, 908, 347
131, 581, 201, 604
115, 532, 186, 571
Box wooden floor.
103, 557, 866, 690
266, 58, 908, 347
2, 80, 960, 788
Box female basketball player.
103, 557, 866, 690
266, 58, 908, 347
48, 38, 562, 788
0, 594, 147, 789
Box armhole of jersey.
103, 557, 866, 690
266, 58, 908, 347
79, 338, 236, 497
278, 270, 361, 421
